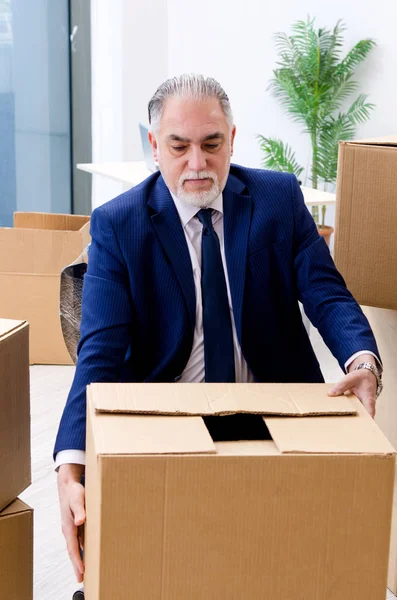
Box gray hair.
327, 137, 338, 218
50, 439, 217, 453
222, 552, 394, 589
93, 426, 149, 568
148, 73, 233, 134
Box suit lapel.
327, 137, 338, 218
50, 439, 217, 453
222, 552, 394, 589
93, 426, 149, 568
148, 177, 196, 330
223, 175, 252, 344
148, 173, 252, 340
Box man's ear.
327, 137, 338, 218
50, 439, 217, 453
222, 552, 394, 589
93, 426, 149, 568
148, 130, 159, 162
230, 125, 236, 156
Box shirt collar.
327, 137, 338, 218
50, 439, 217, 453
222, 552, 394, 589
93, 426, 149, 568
170, 190, 223, 228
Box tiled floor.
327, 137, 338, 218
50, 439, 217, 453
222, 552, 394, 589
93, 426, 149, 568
20, 325, 396, 599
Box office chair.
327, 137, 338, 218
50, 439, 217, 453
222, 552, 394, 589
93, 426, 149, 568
60, 245, 90, 364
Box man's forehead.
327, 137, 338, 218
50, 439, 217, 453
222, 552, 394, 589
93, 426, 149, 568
160, 96, 227, 129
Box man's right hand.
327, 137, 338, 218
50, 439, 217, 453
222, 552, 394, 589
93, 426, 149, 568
57, 463, 86, 582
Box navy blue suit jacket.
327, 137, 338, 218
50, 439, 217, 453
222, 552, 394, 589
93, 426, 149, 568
54, 165, 379, 455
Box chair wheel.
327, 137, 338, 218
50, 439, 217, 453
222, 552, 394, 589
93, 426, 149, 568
72, 589, 84, 599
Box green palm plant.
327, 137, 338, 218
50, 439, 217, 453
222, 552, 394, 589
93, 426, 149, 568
258, 17, 376, 227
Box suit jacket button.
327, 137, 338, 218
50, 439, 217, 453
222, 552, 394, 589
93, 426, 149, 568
174, 375, 182, 382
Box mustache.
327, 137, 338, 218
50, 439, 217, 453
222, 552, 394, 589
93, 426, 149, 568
180, 171, 216, 184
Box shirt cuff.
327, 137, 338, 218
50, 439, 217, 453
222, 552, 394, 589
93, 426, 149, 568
344, 351, 382, 374
54, 449, 86, 472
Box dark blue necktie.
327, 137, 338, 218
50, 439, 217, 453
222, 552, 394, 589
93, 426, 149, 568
196, 209, 235, 382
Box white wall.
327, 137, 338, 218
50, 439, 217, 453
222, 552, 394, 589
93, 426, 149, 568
90, 0, 168, 208
166, 0, 397, 230
91, 0, 397, 220
167, 0, 397, 174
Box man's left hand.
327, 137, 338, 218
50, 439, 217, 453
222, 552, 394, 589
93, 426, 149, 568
328, 354, 378, 418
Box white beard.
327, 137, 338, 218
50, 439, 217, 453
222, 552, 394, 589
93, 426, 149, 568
176, 171, 221, 208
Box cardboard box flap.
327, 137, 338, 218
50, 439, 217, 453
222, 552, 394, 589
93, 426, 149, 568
0, 318, 27, 339
90, 382, 357, 417
346, 135, 397, 147
14, 212, 90, 231
265, 398, 396, 455
0, 227, 90, 274
88, 387, 217, 455
0, 499, 32, 519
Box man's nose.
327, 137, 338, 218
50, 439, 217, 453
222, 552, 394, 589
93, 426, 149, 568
188, 147, 207, 171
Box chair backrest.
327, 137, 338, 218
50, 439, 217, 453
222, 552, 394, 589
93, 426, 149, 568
60, 245, 90, 365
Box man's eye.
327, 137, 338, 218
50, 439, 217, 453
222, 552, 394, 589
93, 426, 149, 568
205, 144, 220, 150
172, 146, 186, 151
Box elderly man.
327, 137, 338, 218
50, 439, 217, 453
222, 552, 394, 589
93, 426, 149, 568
55, 74, 382, 582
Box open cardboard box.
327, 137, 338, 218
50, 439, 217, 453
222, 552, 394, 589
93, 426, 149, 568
0, 212, 90, 364
84, 382, 395, 600
0, 319, 30, 512
0, 499, 33, 600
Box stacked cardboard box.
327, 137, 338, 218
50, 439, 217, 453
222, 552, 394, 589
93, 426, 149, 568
0, 212, 90, 364
334, 136, 397, 594
84, 382, 395, 599
0, 319, 33, 599
334, 136, 397, 310
0, 500, 33, 599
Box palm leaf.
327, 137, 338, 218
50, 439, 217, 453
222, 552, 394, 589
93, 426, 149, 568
335, 39, 377, 77
257, 136, 304, 177
346, 94, 375, 124
318, 74, 358, 116
260, 17, 376, 189
316, 116, 353, 183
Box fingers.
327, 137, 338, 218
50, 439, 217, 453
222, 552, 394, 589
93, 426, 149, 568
361, 395, 376, 419
59, 480, 86, 582
78, 524, 85, 552
328, 369, 377, 419
70, 484, 86, 527
328, 372, 358, 397
62, 514, 85, 582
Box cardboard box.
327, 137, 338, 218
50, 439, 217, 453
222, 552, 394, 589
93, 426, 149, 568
0, 319, 31, 512
388, 468, 397, 595
362, 305, 397, 593
367, 306, 397, 452
0, 212, 90, 364
334, 136, 397, 310
84, 382, 395, 600
0, 499, 33, 600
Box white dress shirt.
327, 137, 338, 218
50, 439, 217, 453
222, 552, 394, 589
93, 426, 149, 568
55, 192, 378, 469
170, 192, 254, 384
